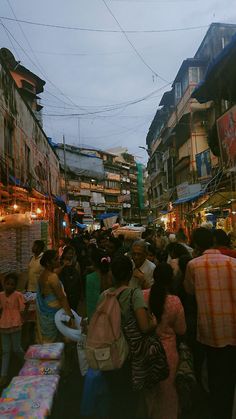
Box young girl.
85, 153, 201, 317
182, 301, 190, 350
0, 273, 26, 386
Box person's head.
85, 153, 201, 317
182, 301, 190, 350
191, 227, 214, 253
146, 244, 157, 263
168, 233, 176, 243
3, 273, 18, 295
176, 228, 187, 243
61, 246, 76, 262
97, 234, 109, 250
131, 240, 147, 268
213, 229, 230, 248
106, 237, 122, 258
149, 262, 174, 321
111, 255, 133, 285
167, 242, 190, 259
40, 250, 60, 271
32, 240, 45, 256
91, 248, 111, 274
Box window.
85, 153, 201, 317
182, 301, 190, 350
175, 82, 182, 102
189, 67, 201, 84
182, 72, 189, 93
4, 119, 13, 157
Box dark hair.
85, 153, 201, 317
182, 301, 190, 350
176, 228, 187, 243
178, 254, 192, 276
4, 272, 18, 287
91, 248, 111, 274
191, 227, 213, 252
213, 229, 230, 247
61, 246, 75, 259
34, 240, 45, 252
149, 262, 173, 321
111, 255, 133, 284
108, 237, 122, 251
166, 242, 190, 259
40, 250, 57, 268
147, 244, 156, 256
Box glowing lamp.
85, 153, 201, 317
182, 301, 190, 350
36, 208, 42, 214
13, 204, 18, 210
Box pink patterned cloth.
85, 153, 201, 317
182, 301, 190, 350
145, 294, 186, 419
0, 398, 50, 418
19, 359, 61, 376
0, 291, 25, 330
25, 343, 64, 360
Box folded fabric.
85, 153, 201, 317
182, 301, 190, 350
0, 398, 50, 419
25, 343, 64, 360
19, 359, 61, 376
2, 376, 59, 409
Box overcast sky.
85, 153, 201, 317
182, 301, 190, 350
1, 0, 236, 163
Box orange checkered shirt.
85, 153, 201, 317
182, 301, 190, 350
185, 249, 236, 347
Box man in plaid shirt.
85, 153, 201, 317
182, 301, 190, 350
185, 227, 236, 419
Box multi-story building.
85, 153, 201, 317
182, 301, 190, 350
55, 144, 144, 226
146, 23, 236, 232
0, 48, 60, 274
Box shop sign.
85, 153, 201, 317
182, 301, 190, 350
196, 149, 211, 178
106, 172, 121, 181
217, 105, 236, 170
177, 182, 201, 199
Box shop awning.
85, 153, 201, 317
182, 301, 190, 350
173, 190, 204, 205
190, 191, 236, 212
97, 212, 119, 220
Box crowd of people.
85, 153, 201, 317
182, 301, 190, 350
0, 225, 235, 419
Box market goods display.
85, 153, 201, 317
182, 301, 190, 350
19, 359, 61, 376
113, 225, 145, 240
25, 342, 64, 360
2, 375, 59, 409
0, 398, 50, 419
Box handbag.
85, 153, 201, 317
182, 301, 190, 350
175, 342, 197, 410
122, 289, 169, 391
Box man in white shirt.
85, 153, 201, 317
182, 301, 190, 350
27, 240, 45, 292
129, 240, 155, 289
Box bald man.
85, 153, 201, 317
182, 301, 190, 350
129, 240, 155, 289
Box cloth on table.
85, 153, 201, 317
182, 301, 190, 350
25, 343, 64, 360
2, 375, 59, 410
19, 359, 61, 376
0, 398, 50, 419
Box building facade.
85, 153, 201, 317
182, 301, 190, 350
146, 23, 236, 233
0, 49, 61, 274
55, 144, 144, 227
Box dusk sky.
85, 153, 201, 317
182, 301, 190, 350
1, 0, 236, 162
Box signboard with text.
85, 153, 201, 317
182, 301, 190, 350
217, 105, 236, 170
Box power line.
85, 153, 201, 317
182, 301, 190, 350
0, 17, 85, 111
101, 0, 169, 82
42, 81, 171, 117
0, 15, 209, 34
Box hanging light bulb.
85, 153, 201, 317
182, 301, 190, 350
36, 208, 42, 214
13, 203, 18, 210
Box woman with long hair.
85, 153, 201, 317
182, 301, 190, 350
147, 262, 186, 419
36, 250, 73, 343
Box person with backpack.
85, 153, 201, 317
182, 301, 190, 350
86, 255, 158, 419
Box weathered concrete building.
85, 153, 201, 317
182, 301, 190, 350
0, 49, 61, 274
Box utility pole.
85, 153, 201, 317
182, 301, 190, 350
63, 135, 68, 203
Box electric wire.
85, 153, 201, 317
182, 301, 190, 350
0, 16, 209, 34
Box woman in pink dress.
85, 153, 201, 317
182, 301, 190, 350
146, 262, 186, 419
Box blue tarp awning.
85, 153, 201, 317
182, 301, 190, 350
97, 212, 119, 220
173, 190, 204, 205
